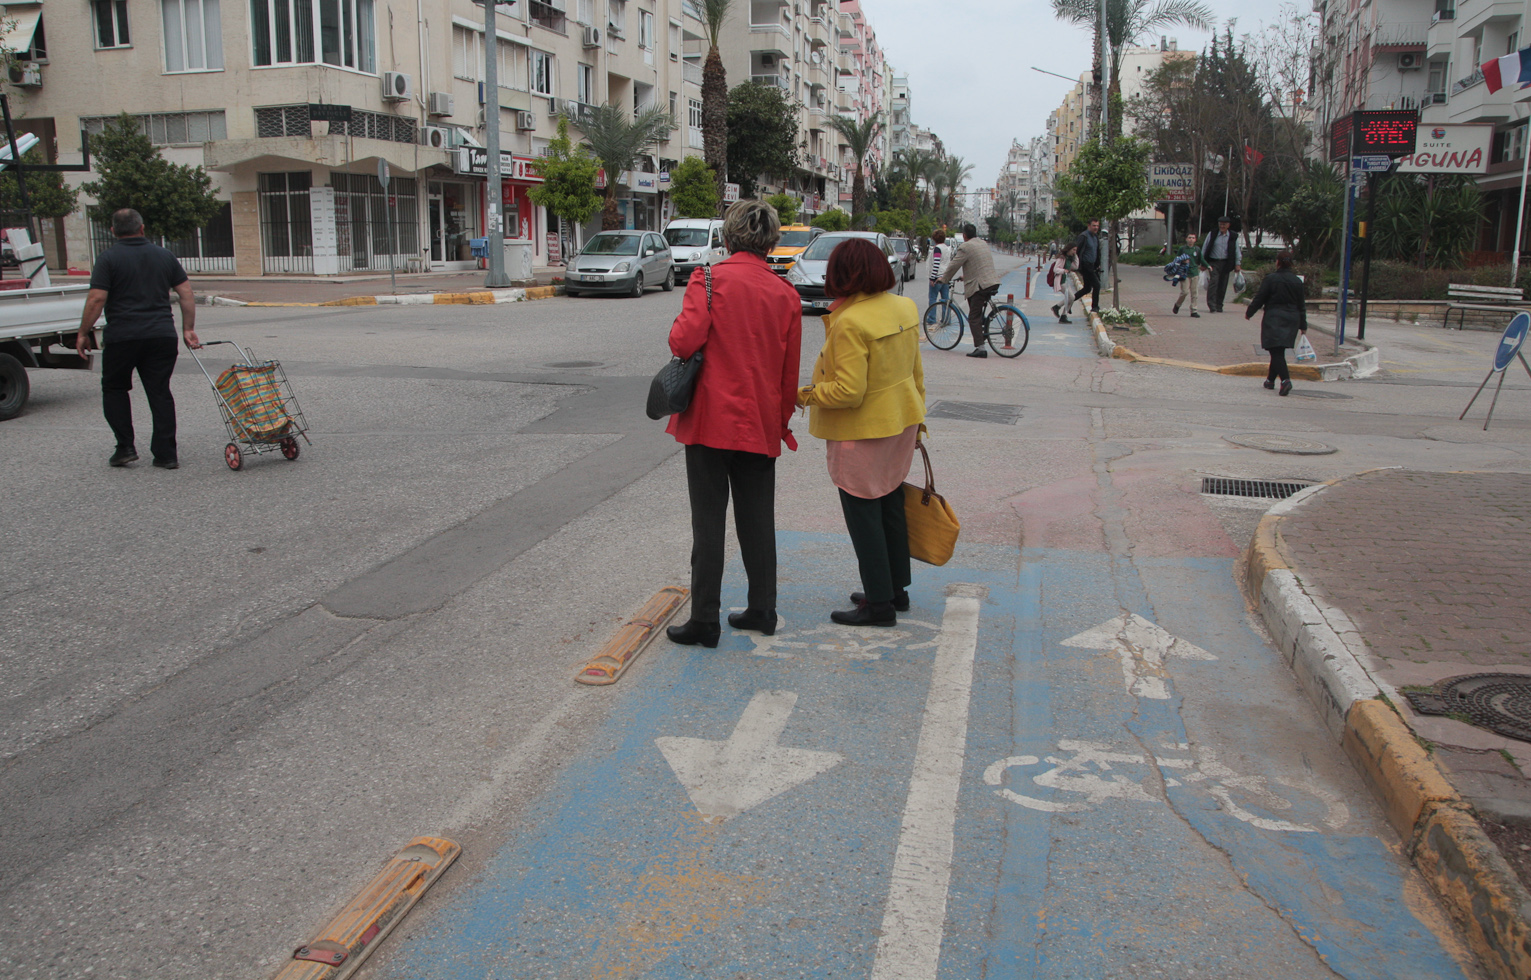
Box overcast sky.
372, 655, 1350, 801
865, 0, 1303, 188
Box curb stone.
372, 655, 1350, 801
1245, 473, 1531, 980
199, 284, 562, 308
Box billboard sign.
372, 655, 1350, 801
1147, 162, 1195, 202
1396, 123, 1493, 174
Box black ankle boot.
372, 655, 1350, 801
850, 589, 910, 611
830, 600, 897, 627
726, 608, 777, 635
666, 620, 720, 647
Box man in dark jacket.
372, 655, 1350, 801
1072, 219, 1103, 313
1200, 216, 1242, 313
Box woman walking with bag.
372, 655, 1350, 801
1049, 244, 1079, 323
664, 200, 803, 647
797, 238, 926, 627
1244, 249, 1308, 397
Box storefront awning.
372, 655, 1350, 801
0, 7, 41, 54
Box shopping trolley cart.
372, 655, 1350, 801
188, 340, 311, 470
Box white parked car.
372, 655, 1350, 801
663, 218, 726, 286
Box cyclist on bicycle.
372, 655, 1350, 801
937, 223, 1001, 358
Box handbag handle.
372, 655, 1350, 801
915, 434, 936, 504
703, 264, 712, 311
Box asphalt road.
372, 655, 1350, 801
2, 254, 1527, 979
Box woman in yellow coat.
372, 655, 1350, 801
797, 238, 927, 626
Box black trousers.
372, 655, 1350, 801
1207, 259, 1235, 311
1073, 265, 1101, 312
967, 284, 999, 347
684, 444, 777, 623
1266, 347, 1289, 383
838, 486, 910, 605
102, 337, 179, 459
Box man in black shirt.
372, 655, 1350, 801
76, 208, 200, 468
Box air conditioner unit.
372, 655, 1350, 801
382, 71, 412, 101
428, 91, 454, 116
516, 110, 537, 130
421, 125, 450, 149
1398, 52, 1422, 70
11, 63, 40, 87
582, 25, 601, 47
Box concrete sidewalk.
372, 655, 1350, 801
1247, 469, 1531, 980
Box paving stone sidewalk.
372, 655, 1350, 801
1277, 469, 1531, 829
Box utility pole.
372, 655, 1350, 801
482, 0, 511, 287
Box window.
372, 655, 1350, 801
82, 110, 228, 144
257, 171, 312, 272
1510, 30, 1521, 54
94, 0, 130, 48
528, 0, 565, 32
607, 0, 625, 36
638, 9, 653, 48
163, 0, 223, 71
498, 39, 521, 89
577, 0, 593, 24
251, 0, 374, 72
452, 25, 481, 80
688, 98, 702, 128
668, 21, 679, 61
530, 48, 554, 95
668, 90, 676, 118
577, 63, 595, 103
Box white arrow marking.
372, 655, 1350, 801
1060, 613, 1216, 699
656, 690, 842, 822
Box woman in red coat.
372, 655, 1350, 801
664, 199, 804, 647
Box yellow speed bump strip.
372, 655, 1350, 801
575, 586, 689, 685
273, 837, 460, 980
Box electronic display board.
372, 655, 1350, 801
1330, 115, 1353, 162
1353, 110, 1418, 157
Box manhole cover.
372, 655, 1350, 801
1406, 674, 1531, 742
1289, 388, 1353, 399
1200, 477, 1315, 499
926, 400, 1022, 424
545, 360, 602, 368
1224, 433, 1339, 455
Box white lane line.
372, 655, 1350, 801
870, 586, 986, 980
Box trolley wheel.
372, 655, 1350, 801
224, 443, 243, 470
280, 437, 300, 460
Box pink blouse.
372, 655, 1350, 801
826, 423, 920, 500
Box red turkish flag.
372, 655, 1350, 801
1243, 145, 1265, 168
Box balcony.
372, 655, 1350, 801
1452, 67, 1483, 95
1371, 21, 1429, 47
751, 74, 789, 89
1458, 0, 1524, 36
683, 61, 703, 86
1447, 68, 1517, 122
682, 0, 703, 19
750, 25, 790, 55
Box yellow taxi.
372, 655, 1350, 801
766, 225, 823, 276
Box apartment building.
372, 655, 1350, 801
1028, 134, 1053, 222
1050, 73, 1089, 174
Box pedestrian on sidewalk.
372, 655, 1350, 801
927, 230, 952, 310
74, 208, 201, 469
1072, 219, 1103, 314
1200, 216, 1242, 313
1049, 244, 1079, 323
797, 238, 925, 628
937, 223, 1001, 359
1244, 249, 1307, 397
1170, 232, 1208, 318
664, 199, 804, 648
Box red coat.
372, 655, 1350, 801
666, 251, 802, 456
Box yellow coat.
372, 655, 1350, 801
799, 291, 926, 441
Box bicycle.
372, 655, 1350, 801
922, 279, 1030, 357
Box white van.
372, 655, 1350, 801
662, 218, 727, 287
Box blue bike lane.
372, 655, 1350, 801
378, 526, 1475, 979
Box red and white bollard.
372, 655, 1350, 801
1024, 267, 1032, 299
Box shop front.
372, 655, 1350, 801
427, 179, 481, 269
453, 148, 546, 265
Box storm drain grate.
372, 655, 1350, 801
926, 401, 1023, 425
1200, 477, 1314, 499
1406, 674, 1531, 742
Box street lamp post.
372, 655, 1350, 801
482, 0, 512, 288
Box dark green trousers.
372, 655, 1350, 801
838, 487, 911, 604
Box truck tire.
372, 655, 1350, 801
0, 351, 28, 420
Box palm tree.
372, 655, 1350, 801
941, 156, 973, 225
829, 113, 882, 222
571, 103, 675, 229
893, 148, 934, 214
1052, 0, 1215, 137
700, 0, 733, 211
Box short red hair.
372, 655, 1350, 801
824, 238, 895, 298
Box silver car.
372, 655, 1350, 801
564, 231, 674, 297
784, 231, 905, 314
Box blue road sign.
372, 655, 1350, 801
1495, 311, 1529, 371
1351, 155, 1392, 172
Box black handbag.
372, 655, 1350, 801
645, 266, 711, 420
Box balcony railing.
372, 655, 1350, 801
1372, 21, 1430, 46
751, 74, 789, 89
749, 22, 790, 38
1452, 67, 1484, 94
683, 62, 703, 86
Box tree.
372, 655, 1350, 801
913, 215, 934, 240
1263, 161, 1342, 262
700, 0, 733, 210
80, 114, 222, 240
1056, 136, 1152, 307
528, 117, 602, 249
570, 103, 674, 230
668, 156, 718, 218
726, 82, 801, 199
873, 208, 912, 236
766, 192, 799, 225
0, 145, 78, 219
939, 156, 973, 224
829, 113, 882, 221
812, 208, 851, 231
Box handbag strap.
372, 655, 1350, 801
703, 265, 712, 311
915, 434, 936, 503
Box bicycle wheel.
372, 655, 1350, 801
922, 301, 966, 350
987, 304, 1030, 357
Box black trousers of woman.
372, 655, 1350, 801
685, 444, 777, 624
838, 487, 910, 604
1266, 346, 1289, 383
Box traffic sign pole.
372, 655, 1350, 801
1336, 173, 1357, 354
378, 159, 396, 294
1357, 171, 1378, 341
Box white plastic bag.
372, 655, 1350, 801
1294, 333, 1317, 362
1233, 270, 1247, 293
1198, 270, 1210, 292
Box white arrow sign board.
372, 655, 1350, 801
657, 690, 842, 822
1061, 613, 1215, 699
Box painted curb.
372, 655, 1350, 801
200, 284, 562, 308
1245, 473, 1531, 980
